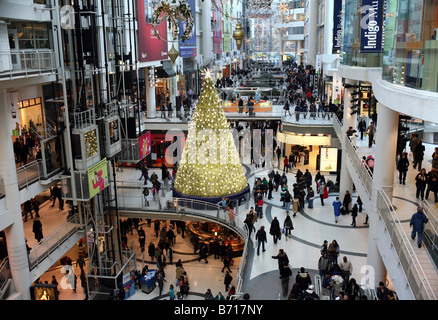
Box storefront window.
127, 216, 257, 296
383, 0, 438, 93
341, 0, 383, 68
13, 22, 52, 50
18, 97, 44, 133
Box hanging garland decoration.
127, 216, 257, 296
152, 0, 194, 42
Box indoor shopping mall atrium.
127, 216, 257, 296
1, 0, 438, 303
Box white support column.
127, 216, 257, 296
146, 67, 156, 118
367, 103, 399, 287
339, 81, 357, 202
0, 89, 32, 300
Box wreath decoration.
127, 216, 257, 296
152, 0, 194, 42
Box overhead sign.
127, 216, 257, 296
360, 0, 385, 53
332, 0, 343, 53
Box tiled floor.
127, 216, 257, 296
24, 126, 438, 300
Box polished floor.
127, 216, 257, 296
24, 133, 438, 300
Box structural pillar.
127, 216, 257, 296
367, 103, 399, 287
0, 89, 32, 300
146, 67, 157, 118
339, 80, 357, 203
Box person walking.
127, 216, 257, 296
295, 267, 312, 291
366, 121, 376, 148
268, 178, 274, 200
279, 260, 292, 297
270, 217, 281, 244
339, 256, 353, 284
221, 255, 232, 273
351, 203, 358, 227
271, 249, 289, 275
318, 182, 326, 206
283, 157, 289, 173
283, 190, 292, 214
32, 198, 40, 219
32, 217, 44, 243
415, 169, 428, 201
343, 191, 352, 215
292, 195, 299, 218
410, 206, 429, 248
76, 255, 86, 275
255, 226, 267, 255
306, 187, 315, 209
413, 140, 425, 171
332, 197, 342, 223
397, 152, 409, 184
23, 199, 33, 222
426, 167, 438, 203
318, 252, 330, 277
283, 213, 294, 241
255, 194, 264, 219
138, 227, 146, 253
224, 271, 233, 292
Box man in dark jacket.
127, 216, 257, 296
272, 249, 289, 274
255, 226, 267, 255
295, 267, 312, 291
410, 206, 429, 248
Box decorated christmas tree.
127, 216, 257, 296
173, 70, 248, 198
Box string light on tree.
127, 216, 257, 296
173, 69, 247, 197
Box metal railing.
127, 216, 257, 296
377, 187, 437, 300
421, 200, 438, 252
343, 133, 374, 198
282, 111, 335, 126
72, 108, 96, 130
16, 160, 42, 190
0, 258, 11, 297
110, 181, 250, 296
28, 215, 82, 270
0, 50, 56, 80
334, 115, 374, 198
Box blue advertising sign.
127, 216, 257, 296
179, 0, 197, 58
360, 0, 385, 53
332, 0, 343, 53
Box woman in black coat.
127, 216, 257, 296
270, 217, 281, 244
397, 152, 409, 184
32, 218, 44, 243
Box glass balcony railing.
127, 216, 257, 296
377, 187, 437, 300
0, 50, 56, 80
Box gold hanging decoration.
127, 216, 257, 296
232, 21, 245, 50
168, 44, 179, 64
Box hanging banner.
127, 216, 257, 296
139, 131, 152, 159
360, 0, 385, 53
137, 0, 168, 62
212, 0, 223, 53
179, 0, 197, 58
222, 1, 231, 53
332, 0, 343, 53
88, 158, 109, 199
